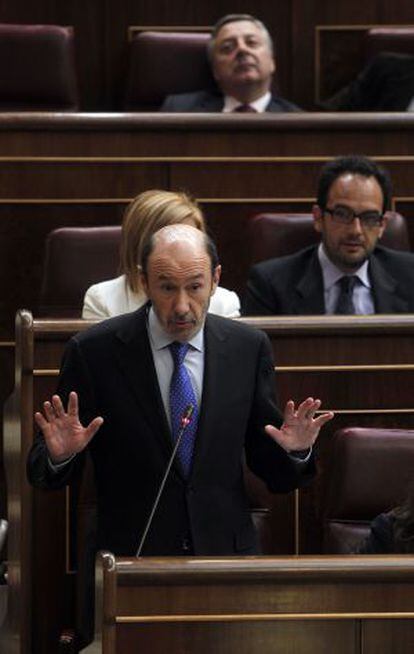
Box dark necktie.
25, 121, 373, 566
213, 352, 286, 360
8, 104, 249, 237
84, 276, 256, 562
335, 275, 358, 315
169, 342, 199, 477
233, 104, 257, 113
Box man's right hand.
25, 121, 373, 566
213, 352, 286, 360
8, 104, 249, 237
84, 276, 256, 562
34, 391, 103, 464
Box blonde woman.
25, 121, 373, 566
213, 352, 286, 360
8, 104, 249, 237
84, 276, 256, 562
82, 189, 240, 319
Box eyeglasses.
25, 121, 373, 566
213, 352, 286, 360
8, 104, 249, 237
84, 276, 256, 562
324, 206, 384, 228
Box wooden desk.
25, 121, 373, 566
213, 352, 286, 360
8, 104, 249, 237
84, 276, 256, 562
86, 553, 414, 654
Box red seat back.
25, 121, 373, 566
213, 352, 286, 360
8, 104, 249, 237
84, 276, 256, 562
0, 23, 78, 110
124, 30, 214, 110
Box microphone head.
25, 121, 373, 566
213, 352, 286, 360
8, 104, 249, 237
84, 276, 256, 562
181, 404, 194, 428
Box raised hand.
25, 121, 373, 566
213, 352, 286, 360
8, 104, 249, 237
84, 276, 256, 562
265, 397, 333, 453
34, 391, 103, 464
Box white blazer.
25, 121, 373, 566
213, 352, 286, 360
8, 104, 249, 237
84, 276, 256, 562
82, 274, 241, 320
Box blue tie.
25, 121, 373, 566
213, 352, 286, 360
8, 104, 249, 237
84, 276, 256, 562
169, 342, 199, 477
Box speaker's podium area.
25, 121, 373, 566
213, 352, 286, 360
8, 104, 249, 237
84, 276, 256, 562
78, 552, 414, 654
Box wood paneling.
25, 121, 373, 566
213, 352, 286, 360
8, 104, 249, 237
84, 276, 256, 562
87, 554, 414, 654
1, 113, 414, 339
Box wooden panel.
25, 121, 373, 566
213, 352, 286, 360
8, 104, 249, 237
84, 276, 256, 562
0, 346, 14, 518
85, 555, 414, 654
117, 621, 357, 654
0, 161, 166, 198
363, 619, 414, 653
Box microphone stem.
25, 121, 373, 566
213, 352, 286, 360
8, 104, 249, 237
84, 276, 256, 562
135, 406, 193, 557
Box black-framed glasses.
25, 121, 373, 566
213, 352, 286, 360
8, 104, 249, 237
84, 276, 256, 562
324, 206, 384, 228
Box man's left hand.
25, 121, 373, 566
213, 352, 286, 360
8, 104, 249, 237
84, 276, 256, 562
265, 397, 334, 453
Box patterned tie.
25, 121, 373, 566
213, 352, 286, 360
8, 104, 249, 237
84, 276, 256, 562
169, 342, 199, 477
335, 275, 358, 314
233, 104, 257, 113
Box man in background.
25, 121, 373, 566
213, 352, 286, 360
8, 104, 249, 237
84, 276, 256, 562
161, 14, 300, 113
243, 155, 414, 315
324, 52, 414, 112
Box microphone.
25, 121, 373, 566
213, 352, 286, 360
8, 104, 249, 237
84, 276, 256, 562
135, 404, 194, 557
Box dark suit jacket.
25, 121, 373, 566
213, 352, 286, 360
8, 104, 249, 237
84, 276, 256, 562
242, 245, 414, 315
324, 52, 414, 112
27, 307, 314, 556
356, 512, 396, 554
160, 89, 301, 112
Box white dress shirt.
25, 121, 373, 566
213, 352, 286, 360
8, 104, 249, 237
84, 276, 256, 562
147, 307, 203, 427
222, 91, 271, 113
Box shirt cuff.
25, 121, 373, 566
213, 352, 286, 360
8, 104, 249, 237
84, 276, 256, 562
47, 453, 76, 472
288, 446, 312, 465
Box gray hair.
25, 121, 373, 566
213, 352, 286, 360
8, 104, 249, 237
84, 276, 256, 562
207, 14, 274, 62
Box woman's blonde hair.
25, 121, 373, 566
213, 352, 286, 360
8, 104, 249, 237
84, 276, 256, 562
120, 189, 205, 293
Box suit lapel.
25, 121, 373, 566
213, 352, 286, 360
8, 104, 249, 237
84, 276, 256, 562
199, 92, 224, 111
369, 255, 409, 313
114, 307, 172, 458
266, 97, 284, 112
189, 317, 228, 479
293, 251, 325, 314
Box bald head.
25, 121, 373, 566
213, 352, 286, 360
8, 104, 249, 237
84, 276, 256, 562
141, 224, 219, 277
154, 223, 205, 249
140, 224, 221, 341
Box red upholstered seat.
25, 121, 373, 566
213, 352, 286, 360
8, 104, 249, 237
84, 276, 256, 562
38, 226, 122, 317
248, 211, 410, 265
322, 427, 414, 554
0, 23, 78, 110
124, 30, 214, 110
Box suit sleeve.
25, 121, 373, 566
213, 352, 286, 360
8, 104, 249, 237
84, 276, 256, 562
27, 336, 99, 490
159, 94, 178, 112
244, 332, 315, 493
354, 512, 395, 554
242, 264, 278, 315
323, 53, 392, 112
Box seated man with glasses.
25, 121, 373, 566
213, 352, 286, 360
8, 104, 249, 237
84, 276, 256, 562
243, 155, 414, 315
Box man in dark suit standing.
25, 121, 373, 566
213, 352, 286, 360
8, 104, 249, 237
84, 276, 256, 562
243, 155, 414, 315
28, 225, 332, 559
161, 14, 300, 113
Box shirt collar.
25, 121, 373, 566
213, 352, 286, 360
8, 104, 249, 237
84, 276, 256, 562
147, 306, 204, 352
318, 243, 371, 290
222, 91, 271, 113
